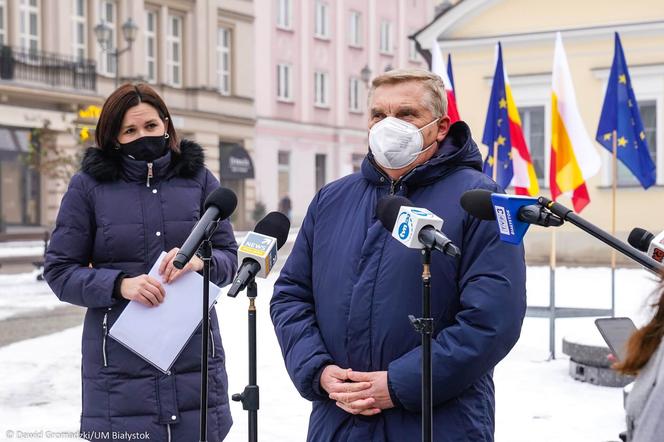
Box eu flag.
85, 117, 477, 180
596, 33, 656, 189
482, 42, 513, 189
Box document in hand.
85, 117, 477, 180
108, 251, 223, 373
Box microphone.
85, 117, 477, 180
460, 189, 563, 244
628, 228, 664, 264
173, 187, 237, 269
376, 195, 460, 257
227, 211, 291, 297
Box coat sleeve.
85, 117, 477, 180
270, 194, 335, 402
632, 347, 664, 441
203, 169, 238, 287
388, 191, 527, 411
44, 174, 123, 308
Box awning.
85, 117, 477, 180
0, 127, 30, 160
220, 142, 254, 180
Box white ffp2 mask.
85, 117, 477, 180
369, 117, 439, 169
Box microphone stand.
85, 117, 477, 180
198, 221, 219, 442
538, 197, 663, 274
231, 278, 260, 442
409, 247, 433, 442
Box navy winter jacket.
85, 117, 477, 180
44, 141, 237, 441
270, 122, 527, 441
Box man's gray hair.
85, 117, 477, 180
368, 68, 448, 117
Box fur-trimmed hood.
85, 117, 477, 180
81, 139, 205, 182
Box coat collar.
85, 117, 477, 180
81, 139, 205, 183
361, 121, 483, 190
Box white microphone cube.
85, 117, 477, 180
650, 231, 664, 263
392, 206, 444, 249
238, 232, 278, 278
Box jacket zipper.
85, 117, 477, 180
209, 315, 215, 358
102, 309, 109, 367
389, 179, 399, 195
146, 162, 153, 187
166, 423, 171, 442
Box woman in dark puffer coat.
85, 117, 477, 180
44, 83, 237, 441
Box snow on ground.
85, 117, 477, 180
0, 266, 659, 441
0, 270, 62, 321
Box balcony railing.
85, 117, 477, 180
0, 45, 96, 92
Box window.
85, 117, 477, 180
276, 0, 291, 29
349, 11, 361, 47
314, 1, 329, 39
98, 0, 117, 75
72, 0, 86, 60
167, 14, 183, 87
352, 153, 364, 173
616, 101, 657, 186
278, 150, 290, 199
349, 77, 361, 112
409, 38, 419, 62
314, 71, 329, 107
315, 154, 326, 191
145, 10, 157, 83
0, 0, 7, 45
19, 0, 40, 54
380, 20, 392, 54
217, 27, 231, 95
518, 106, 547, 187
277, 63, 292, 101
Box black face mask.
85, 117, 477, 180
118, 135, 169, 161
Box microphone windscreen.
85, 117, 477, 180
255, 211, 290, 249
204, 187, 237, 220
628, 227, 654, 252
460, 189, 496, 221
376, 195, 412, 231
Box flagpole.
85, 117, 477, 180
549, 228, 556, 360
610, 130, 617, 317
492, 141, 498, 182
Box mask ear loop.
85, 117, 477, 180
163, 116, 170, 139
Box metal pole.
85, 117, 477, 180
549, 230, 556, 360
231, 281, 260, 442
410, 248, 433, 442
199, 240, 212, 442
248, 281, 258, 442
611, 130, 617, 317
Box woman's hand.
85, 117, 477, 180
120, 275, 166, 307
159, 247, 204, 284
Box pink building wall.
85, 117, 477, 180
254, 0, 434, 224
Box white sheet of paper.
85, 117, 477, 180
109, 251, 223, 373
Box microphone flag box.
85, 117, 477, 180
392, 206, 443, 249
490, 194, 538, 245
650, 231, 664, 263
238, 232, 277, 278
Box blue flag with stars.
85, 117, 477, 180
482, 42, 513, 189
596, 32, 656, 189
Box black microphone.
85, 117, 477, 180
460, 189, 564, 227
227, 211, 291, 297
173, 187, 237, 269
376, 195, 460, 257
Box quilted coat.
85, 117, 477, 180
44, 140, 237, 441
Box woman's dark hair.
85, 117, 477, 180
95, 83, 179, 153
615, 277, 664, 375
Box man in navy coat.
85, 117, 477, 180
270, 69, 527, 441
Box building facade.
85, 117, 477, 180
416, 0, 664, 264
254, 0, 435, 225
0, 0, 255, 231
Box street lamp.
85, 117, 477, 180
360, 65, 372, 87
94, 17, 138, 87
